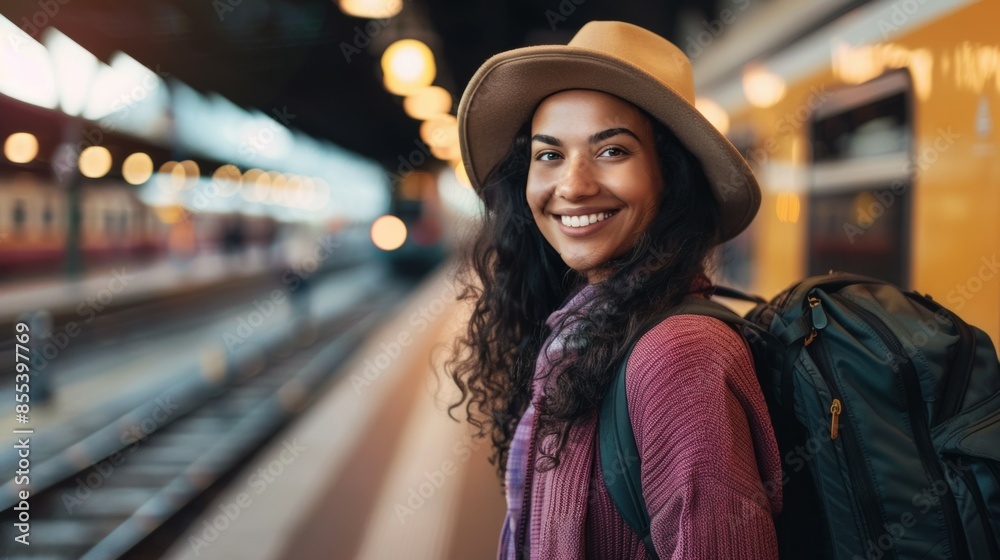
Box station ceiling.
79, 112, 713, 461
0, 0, 720, 171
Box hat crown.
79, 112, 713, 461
568, 21, 695, 103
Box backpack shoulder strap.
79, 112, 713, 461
598, 296, 752, 560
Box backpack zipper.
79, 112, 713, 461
835, 295, 971, 560
829, 398, 841, 440
810, 333, 891, 558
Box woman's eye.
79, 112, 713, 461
600, 147, 627, 157
536, 152, 561, 161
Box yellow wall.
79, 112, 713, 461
723, 1, 999, 347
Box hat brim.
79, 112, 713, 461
457, 46, 760, 242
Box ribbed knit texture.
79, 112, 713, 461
500, 284, 783, 559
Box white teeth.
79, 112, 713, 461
560, 211, 616, 228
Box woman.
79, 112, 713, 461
447, 21, 782, 559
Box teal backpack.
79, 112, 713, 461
599, 272, 1000, 559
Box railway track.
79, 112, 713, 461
0, 282, 407, 559
0, 270, 281, 381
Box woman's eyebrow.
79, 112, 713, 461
530, 128, 640, 146
531, 134, 561, 146
588, 127, 639, 144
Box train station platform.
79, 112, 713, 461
159, 265, 506, 560
0, 263, 387, 456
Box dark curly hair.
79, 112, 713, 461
446, 110, 722, 482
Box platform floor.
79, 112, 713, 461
160, 265, 506, 560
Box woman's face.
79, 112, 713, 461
526, 89, 664, 283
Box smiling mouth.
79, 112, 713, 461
557, 210, 619, 228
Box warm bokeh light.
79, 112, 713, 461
742, 64, 786, 108
212, 164, 243, 196
403, 86, 453, 120
268, 172, 288, 204
160, 161, 187, 190
241, 168, 271, 202
695, 98, 730, 135
338, 0, 402, 18
370, 214, 407, 250
832, 41, 933, 101
776, 192, 801, 224
279, 174, 302, 206
4, 132, 39, 164
122, 152, 154, 185
79, 146, 112, 178
381, 40, 436, 96
420, 114, 458, 149
180, 160, 201, 189
291, 176, 313, 208
454, 161, 472, 189
431, 143, 460, 162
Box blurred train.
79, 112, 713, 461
0, 173, 163, 275
700, 0, 999, 347
0, 171, 282, 278
0, 93, 375, 280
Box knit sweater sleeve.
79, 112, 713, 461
625, 314, 780, 559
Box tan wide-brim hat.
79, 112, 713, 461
457, 20, 760, 242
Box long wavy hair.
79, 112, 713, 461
446, 109, 722, 482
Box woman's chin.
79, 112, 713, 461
563, 261, 611, 283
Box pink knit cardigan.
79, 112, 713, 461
506, 284, 783, 559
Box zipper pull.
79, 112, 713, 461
804, 296, 827, 346
830, 398, 842, 440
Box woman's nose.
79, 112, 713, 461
554, 156, 599, 200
